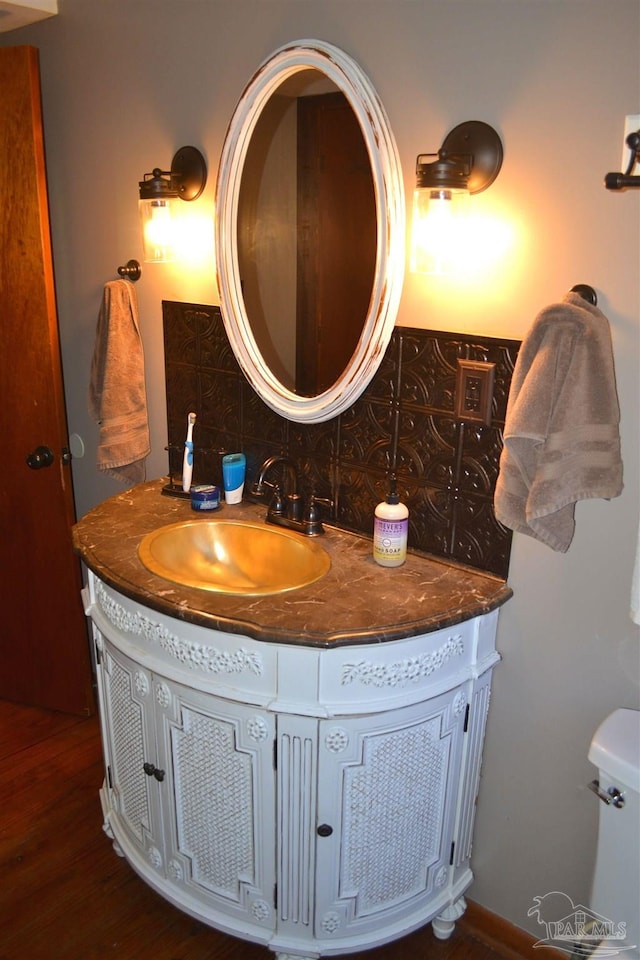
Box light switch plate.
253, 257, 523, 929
455, 359, 496, 425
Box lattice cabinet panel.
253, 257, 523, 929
314, 686, 468, 941
160, 689, 277, 931
95, 634, 161, 867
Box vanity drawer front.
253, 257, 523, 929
318, 619, 487, 714
86, 573, 278, 704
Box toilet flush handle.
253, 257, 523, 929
588, 779, 625, 808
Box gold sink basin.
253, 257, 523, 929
138, 519, 331, 596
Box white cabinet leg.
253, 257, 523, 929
274, 954, 319, 960
432, 896, 467, 940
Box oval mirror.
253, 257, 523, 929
215, 40, 405, 423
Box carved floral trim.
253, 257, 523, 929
325, 727, 349, 753
148, 846, 163, 869
247, 716, 269, 742
133, 671, 149, 697
341, 635, 464, 688
251, 899, 271, 922
452, 690, 467, 717
321, 912, 341, 934
155, 682, 172, 709
95, 580, 263, 676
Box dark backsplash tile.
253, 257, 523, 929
162, 301, 519, 579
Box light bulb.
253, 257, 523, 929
410, 187, 470, 276
140, 198, 178, 262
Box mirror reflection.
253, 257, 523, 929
237, 70, 376, 396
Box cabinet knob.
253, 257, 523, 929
143, 762, 165, 782
317, 823, 333, 837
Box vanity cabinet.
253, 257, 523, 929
84, 570, 500, 960
93, 636, 277, 940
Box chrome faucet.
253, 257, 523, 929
251, 455, 331, 536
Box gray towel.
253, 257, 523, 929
88, 280, 150, 485
494, 292, 623, 552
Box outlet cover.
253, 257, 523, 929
455, 359, 496, 425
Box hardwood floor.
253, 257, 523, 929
0, 698, 518, 960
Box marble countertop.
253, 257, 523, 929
72, 480, 512, 648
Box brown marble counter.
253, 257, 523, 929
72, 480, 512, 648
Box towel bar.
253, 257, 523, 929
117, 259, 141, 282
570, 283, 597, 305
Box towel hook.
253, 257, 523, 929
117, 259, 141, 282
570, 283, 597, 306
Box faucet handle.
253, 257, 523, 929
303, 492, 334, 533
269, 484, 285, 517
287, 492, 303, 521
309, 494, 334, 513
251, 477, 274, 498
305, 496, 320, 525
305, 490, 333, 520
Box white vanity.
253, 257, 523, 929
75, 39, 512, 958
75, 481, 511, 960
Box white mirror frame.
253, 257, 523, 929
215, 39, 405, 423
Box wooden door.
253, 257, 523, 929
0, 46, 94, 716
296, 93, 377, 396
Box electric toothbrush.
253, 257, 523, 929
182, 412, 196, 492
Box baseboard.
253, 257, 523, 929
460, 900, 567, 960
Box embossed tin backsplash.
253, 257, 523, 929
163, 301, 519, 579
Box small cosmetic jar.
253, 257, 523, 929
190, 484, 221, 512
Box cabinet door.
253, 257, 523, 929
157, 682, 277, 935
95, 634, 164, 871
314, 686, 468, 941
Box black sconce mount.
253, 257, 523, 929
139, 145, 207, 202
416, 120, 503, 194
604, 129, 640, 191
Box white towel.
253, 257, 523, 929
88, 280, 150, 485
494, 293, 623, 552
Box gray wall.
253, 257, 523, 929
3, 0, 638, 940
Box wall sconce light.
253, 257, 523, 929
410, 121, 503, 276
139, 146, 207, 262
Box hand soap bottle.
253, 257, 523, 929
373, 475, 408, 567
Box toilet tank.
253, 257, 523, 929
588, 708, 640, 960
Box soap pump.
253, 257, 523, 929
373, 474, 409, 567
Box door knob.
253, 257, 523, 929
26, 445, 54, 469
